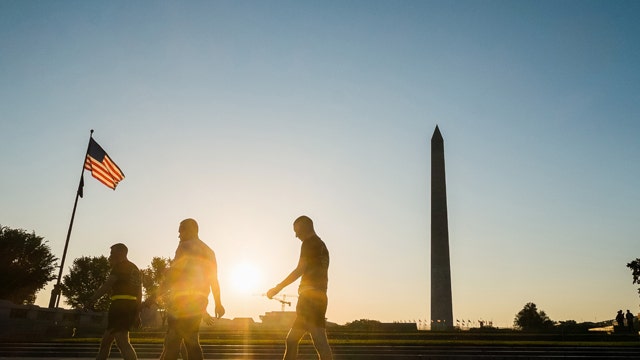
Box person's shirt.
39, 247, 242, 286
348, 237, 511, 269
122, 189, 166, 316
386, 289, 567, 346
111, 259, 141, 299
298, 235, 329, 293
170, 237, 217, 299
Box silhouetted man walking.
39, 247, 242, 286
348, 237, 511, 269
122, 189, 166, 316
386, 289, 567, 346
267, 215, 333, 360
90, 243, 141, 360
160, 218, 225, 360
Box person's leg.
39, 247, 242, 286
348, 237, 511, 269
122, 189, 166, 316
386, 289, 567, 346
309, 327, 333, 360
283, 327, 306, 360
181, 317, 203, 360
182, 331, 202, 360
96, 330, 114, 360
304, 290, 331, 360
113, 330, 138, 360
162, 317, 183, 360
180, 340, 189, 360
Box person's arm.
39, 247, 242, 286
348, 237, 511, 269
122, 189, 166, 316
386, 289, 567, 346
89, 275, 117, 307
267, 256, 307, 299
210, 254, 225, 318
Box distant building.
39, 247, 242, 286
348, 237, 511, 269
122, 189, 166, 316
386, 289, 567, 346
260, 311, 296, 330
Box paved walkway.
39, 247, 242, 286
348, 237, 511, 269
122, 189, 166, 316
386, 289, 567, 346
2, 343, 640, 359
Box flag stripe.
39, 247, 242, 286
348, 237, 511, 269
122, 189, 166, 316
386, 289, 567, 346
103, 156, 124, 179
84, 138, 125, 190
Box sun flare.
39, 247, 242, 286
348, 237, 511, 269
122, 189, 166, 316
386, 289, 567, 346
229, 261, 261, 295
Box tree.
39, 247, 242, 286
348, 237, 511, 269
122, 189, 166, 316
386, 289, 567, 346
141, 257, 171, 305
60, 256, 111, 311
555, 320, 601, 334
627, 258, 640, 298
514, 302, 555, 331
0, 225, 57, 304
343, 319, 383, 331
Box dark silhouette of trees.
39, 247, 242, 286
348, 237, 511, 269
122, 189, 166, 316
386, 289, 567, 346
141, 256, 170, 306
555, 320, 602, 333
627, 258, 640, 298
141, 257, 171, 326
60, 256, 110, 311
0, 225, 57, 304
343, 319, 383, 331
514, 302, 555, 331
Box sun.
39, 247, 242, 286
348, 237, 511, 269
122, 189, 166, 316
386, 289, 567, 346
229, 261, 261, 295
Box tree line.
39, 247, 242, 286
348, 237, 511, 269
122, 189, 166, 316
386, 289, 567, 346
2, 225, 640, 330
0, 225, 171, 312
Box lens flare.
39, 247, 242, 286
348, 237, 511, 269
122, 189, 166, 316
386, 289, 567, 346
229, 261, 261, 295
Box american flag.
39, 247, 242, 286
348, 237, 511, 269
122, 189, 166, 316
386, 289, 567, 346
84, 138, 125, 190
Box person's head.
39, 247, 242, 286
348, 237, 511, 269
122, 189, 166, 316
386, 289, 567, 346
109, 243, 128, 265
293, 215, 316, 241
179, 218, 199, 242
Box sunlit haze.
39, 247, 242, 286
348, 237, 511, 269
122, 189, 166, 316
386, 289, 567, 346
229, 261, 263, 296
1, 1, 639, 327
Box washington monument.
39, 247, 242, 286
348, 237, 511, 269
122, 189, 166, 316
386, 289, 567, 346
431, 125, 453, 330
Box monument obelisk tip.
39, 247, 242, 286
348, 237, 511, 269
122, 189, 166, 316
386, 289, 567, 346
432, 125, 443, 141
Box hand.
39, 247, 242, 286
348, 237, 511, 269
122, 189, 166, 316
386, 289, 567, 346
203, 312, 216, 326
215, 304, 225, 318
266, 286, 280, 299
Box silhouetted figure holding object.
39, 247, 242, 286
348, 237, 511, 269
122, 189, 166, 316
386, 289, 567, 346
267, 215, 333, 360
626, 310, 636, 333
89, 243, 141, 360
160, 218, 225, 360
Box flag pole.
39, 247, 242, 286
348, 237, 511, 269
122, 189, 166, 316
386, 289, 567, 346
48, 129, 94, 308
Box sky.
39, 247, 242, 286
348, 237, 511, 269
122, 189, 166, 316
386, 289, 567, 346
1, 1, 639, 328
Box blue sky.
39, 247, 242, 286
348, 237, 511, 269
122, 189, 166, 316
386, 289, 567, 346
1, 1, 639, 327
